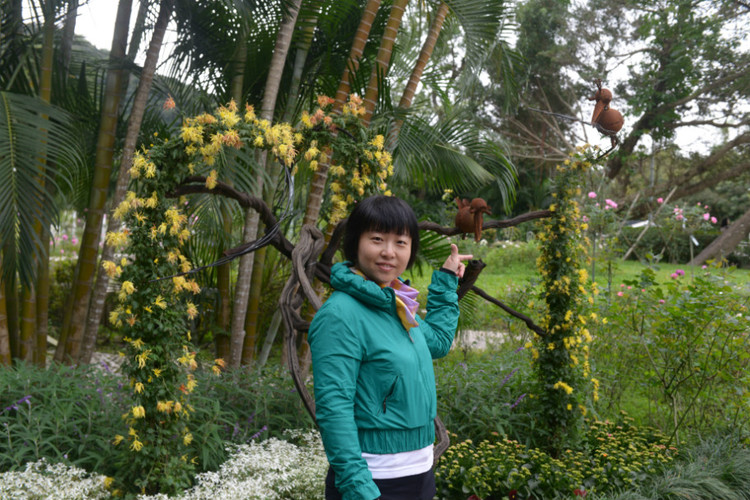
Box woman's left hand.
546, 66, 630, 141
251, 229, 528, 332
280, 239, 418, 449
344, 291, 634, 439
442, 244, 473, 278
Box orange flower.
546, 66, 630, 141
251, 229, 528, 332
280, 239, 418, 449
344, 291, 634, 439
163, 95, 175, 110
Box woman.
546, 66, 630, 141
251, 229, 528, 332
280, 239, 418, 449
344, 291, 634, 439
309, 195, 472, 500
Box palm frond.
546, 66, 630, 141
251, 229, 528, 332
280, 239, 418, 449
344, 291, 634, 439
410, 228, 452, 278
392, 110, 512, 195
0, 91, 86, 285
444, 0, 515, 68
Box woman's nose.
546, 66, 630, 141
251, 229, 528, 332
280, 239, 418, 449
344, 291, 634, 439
380, 242, 395, 257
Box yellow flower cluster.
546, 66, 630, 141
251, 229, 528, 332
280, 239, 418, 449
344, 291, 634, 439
129, 151, 157, 179
263, 122, 298, 166
342, 93, 365, 116
553, 381, 574, 395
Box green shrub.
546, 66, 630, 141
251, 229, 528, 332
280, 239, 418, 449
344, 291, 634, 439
617, 227, 719, 264
0, 362, 127, 476
591, 434, 750, 500
588, 268, 750, 441
483, 240, 540, 269
435, 416, 677, 499
0, 362, 314, 482
48, 259, 76, 339
188, 365, 315, 471
435, 349, 531, 444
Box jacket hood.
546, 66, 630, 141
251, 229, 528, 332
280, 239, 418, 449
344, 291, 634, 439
330, 262, 396, 311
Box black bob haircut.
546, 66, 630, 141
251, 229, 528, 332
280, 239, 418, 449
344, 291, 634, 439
343, 195, 420, 269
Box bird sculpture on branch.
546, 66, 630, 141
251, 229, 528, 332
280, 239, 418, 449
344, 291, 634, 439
455, 197, 491, 242
589, 79, 624, 148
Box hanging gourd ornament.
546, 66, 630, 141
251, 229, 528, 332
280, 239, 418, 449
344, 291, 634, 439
589, 79, 624, 147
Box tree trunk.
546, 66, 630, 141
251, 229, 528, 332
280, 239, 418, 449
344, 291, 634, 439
59, 0, 79, 76
229, 0, 301, 369
35, 236, 49, 366
690, 206, 750, 267
24, 0, 56, 367
214, 205, 233, 361
242, 12, 321, 366
303, 0, 382, 227
243, 3, 318, 367
56, 0, 132, 364
362, 0, 410, 125
0, 261, 10, 366
214, 33, 248, 363
18, 287, 35, 362
79, 0, 174, 365
388, 1, 448, 147
2, 251, 19, 359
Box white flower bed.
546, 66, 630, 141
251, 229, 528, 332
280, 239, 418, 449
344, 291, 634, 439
0, 430, 327, 500
0, 458, 110, 499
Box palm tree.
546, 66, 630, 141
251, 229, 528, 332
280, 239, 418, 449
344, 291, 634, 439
55, 0, 134, 364
243, 2, 324, 365
303, 0, 383, 227
76, 0, 176, 365
1, 0, 88, 364
228, 0, 302, 369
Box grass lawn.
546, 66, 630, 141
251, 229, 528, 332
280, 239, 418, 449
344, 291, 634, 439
408, 257, 750, 298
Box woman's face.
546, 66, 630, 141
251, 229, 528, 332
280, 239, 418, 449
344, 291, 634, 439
356, 230, 412, 286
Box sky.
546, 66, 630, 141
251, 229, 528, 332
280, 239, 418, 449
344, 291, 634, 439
76, 0, 118, 51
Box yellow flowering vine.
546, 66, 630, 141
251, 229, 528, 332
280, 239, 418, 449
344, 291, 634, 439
531, 145, 602, 453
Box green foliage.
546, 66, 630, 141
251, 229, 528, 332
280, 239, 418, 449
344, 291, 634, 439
618, 227, 720, 264
0, 362, 127, 476
0, 361, 314, 478
0, 92, 86, 286
589, 267, 750, 442
592, 434, 750, 500
435, 416, 677, 499
483, 240, 540, 270
435, 349, 530, 444
48, 259, 77, 339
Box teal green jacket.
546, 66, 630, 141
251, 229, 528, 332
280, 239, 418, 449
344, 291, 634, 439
309, 262, 459, 500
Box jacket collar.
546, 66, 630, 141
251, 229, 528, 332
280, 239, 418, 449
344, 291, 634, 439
330, 262, 395, 311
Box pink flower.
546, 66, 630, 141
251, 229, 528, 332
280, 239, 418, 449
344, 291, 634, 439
620, 284, 625, 288
605, 199, 618, 209
582, 215, 589, 223
60, 248, 65, 254
676, 214, 684, 221
72, 238, 78, 245
627, 286, 632, 290
711, 216, 717, 224
62, 234, 68, 241
671, 273, 678, 279
588, 192, 597, 199
659, 299, 665, 304
702, 265, 708, 269
617, 291, 624, 297
703, 213, 710, 221
657, 197, 664, 204
676, 269, 685, 276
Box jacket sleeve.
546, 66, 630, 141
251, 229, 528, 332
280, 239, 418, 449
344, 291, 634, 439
308, 302, 381, 500
421, 270, 460, 358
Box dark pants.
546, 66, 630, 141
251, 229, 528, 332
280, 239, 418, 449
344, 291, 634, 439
325, 466, 436, 500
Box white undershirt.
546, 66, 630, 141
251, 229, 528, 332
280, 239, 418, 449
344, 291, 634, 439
361, 444, 434, 479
